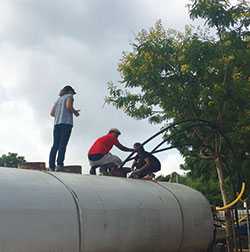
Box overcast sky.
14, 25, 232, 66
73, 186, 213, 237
0, 0, 195, 175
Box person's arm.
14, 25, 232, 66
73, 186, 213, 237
50, 104, 56, 117
131, 159, 137, 171
66, 96, 80, 117
115, 142, 133, 152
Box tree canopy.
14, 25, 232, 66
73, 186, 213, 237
106, 0, 250, 205
0, 152, 26, 168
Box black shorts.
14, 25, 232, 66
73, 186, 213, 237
88, 154, 105, 161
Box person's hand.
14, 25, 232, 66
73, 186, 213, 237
74, 109, 80, 117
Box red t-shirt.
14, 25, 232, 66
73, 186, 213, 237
88, 133, 119, 155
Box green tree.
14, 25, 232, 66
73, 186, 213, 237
0, 152, 26, 168
157, 171, 222, 205
106, 1, 250, 250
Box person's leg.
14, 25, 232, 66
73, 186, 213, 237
99, 153, 123, 175
104, 153, 122, 167
49, 125, 61, 170
134, 166, 152, 179
90, 153, 122, 168
88, 154, 104, 175
88, 159, 97, 175
56, 124, 72, 167
88, 153, 122, 175
89, 166, 97, 175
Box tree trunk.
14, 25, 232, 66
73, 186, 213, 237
215, 156, 234, 252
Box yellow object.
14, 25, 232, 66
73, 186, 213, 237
236, 215, 247, 224
216, 182, 246, 211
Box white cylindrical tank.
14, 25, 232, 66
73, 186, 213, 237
0, 168, 213, 252
0, 168, 79, 252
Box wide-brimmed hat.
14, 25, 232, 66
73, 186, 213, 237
61, 85, 76, 94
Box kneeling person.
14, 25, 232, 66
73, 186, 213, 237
88, 128, 133, 175
131, 143, 161, 179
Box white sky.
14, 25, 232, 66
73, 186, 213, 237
0, 0, 198, 175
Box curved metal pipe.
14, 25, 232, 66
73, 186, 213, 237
121, 119, 236, 167
216, 182, 246, 211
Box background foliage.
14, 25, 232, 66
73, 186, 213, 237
107, 0, 250, 205
0, 152, 26, 168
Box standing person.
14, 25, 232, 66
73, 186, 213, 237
130, 143, 161, 179
49, 85, 80, 171
88, 128, 133, 175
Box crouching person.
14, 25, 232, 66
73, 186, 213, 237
88, 128, 133, 175
130, 143, 161, 179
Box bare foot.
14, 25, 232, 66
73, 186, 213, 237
143, 175, 153, 180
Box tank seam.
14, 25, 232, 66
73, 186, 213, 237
156, 183, 185, 252
44, 172, 84, 252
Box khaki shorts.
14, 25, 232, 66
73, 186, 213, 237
89, 153, 122, 168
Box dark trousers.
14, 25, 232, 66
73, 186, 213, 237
49, 124, 72, 170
